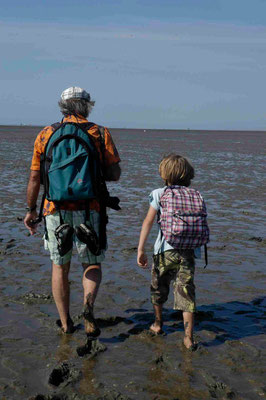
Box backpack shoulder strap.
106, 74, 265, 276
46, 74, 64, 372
76, 122, 95, 132
159, 186, 170, 206
157, 187, 168, 223
50, 122, 61, 131
98, 125, 105, 143
76, 122, 106, 161
98, 125, 106, 159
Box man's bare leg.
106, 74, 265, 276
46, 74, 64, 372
150, 304, 163, 333
52, 261, 71, 332
82, 264, 102, 335
183, 311, 194, 348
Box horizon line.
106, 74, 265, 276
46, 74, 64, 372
0, 124, 266, 133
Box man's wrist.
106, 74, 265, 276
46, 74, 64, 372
26, 204, 37, 213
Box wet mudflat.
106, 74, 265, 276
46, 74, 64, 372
0, 125, 265, 400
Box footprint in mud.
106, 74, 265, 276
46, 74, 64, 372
201, 372, 236, 399
76, 338, 107, 358
152, 354, 172, 370
208, 381, 236, 399
48, 362, 81, 387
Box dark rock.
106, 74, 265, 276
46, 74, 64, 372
249, 236, 263, 242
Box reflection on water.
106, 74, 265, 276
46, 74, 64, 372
79, 358, 99, 397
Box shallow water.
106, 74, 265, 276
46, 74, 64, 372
0, 125, 265, 400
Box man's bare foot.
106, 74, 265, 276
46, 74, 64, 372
149, 322, 163, 335
56, 315, 75, 334
83, 302, 101, 337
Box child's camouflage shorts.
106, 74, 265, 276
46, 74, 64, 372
151, 249, 196, 313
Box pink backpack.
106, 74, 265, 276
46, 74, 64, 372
159, 186, 210, 249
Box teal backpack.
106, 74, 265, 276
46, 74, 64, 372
40, 121, 105, 203
36, 121, 120, 252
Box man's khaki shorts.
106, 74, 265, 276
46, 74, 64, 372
44, 210, 105, 266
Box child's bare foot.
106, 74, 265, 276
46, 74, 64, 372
183, 335, 193, 348
183, 336, 197, 351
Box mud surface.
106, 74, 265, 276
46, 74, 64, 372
0, 126, 265, 399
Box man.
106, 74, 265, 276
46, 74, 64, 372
24, 86, 121, 335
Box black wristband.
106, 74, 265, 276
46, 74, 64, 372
26, 205, 37, 213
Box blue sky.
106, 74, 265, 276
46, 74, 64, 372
1, 0, 266, 129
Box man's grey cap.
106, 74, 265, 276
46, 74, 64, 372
60, 86, 91, 101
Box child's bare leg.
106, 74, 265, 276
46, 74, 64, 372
183, 311, 194, 348
150, 304, 163, 333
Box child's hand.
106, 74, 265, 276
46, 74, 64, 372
137, 250, 148, 268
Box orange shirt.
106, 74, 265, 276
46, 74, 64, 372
30, 115, 120, 216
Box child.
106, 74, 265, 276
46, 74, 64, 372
137, 154, 209, 351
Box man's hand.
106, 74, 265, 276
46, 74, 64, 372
137, 250, 148, 269
24, 210, 39, 235
24, 170, 41, 235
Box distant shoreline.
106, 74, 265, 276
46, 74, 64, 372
0, 124, 265, 134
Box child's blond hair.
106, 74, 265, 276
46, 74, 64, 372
159, 154, 194, 187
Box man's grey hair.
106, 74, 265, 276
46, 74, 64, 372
58, 98, 95, 118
